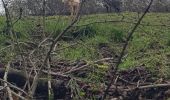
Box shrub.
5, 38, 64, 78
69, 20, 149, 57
110, 29, 124, 42
67, 26, 96, 40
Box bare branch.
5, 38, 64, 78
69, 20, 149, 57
3, 62, 13, 100
30, 0, 86, 96
102, 0, 154, 99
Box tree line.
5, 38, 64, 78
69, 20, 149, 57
4, 0, 170, 16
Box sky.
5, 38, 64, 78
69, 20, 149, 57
0, 1, 4, 14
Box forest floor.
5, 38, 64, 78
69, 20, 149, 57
0, 12, 170, 99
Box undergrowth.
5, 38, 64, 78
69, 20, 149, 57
0, 13, 170, 78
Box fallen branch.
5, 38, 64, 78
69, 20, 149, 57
3, 62, 13, 100
0, 79, 30, 97
126, 83, 170, 91
11, 90, 27, 100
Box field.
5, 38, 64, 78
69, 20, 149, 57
0, 12, 170, 99
1, 13, 169, 74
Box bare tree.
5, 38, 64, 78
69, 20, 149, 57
103, 0, 122, 13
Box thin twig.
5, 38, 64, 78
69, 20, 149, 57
126, 83, 170, 91
11, 90, 27, 100
102, 0, 154, 99
2, 0, 31, 96
47, 59, 53, 99
30, 0, 86, 95
0, 79, 30, 97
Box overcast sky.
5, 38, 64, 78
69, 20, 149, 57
0, 1, 4, 14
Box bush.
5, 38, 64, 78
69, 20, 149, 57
67, 26, 96, 40
111, 29, 124, 42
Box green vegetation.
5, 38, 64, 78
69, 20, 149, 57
0, 12, 170, 78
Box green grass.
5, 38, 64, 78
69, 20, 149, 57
0, 12, 170, 77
